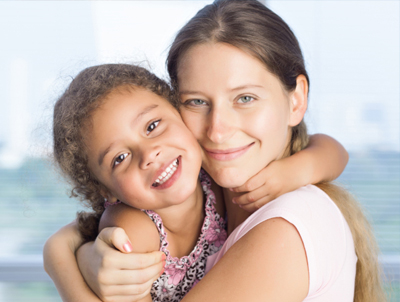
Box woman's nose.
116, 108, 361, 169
139, 145, 161, 169
206, 106, 236, 144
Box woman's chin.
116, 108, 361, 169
205, 166, 249, 189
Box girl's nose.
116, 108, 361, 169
207, 106, 236, 144
139, 145, 161, 169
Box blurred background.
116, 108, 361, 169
0, 0, 398, 301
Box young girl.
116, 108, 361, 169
52, 63, 228, 302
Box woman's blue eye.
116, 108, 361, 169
114, 153, 128, 167
147, 120, 160, 134
189, 99, 206, 106
238, 96, 254, 103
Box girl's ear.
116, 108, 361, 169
100, 188, 119, 204
288, 74, 308, 127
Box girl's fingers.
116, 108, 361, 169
100, 257, 165, 286
106, 286, 152, 302
97, 227, 133, 253
109, 250, 166, 271
101, 269, 159, 296
239, 195, 274, 212
231, 172, 266, 193
96, 227, 165, 270
232, 185, 271, 206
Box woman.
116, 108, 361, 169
44, 1, 384, 301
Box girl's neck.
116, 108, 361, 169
156, 179, 204, 238
223, 188, 251, 235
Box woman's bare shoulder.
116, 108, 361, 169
100, 204, 160, 253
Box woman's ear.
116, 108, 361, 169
288, 74, 308, 127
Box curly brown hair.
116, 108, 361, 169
53, 64, 174, 242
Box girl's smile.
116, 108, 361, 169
152, 156, 181, 189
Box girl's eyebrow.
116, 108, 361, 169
132, 104, 159, 127
97, 104, 159, 167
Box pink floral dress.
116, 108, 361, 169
143, 170, 227, 302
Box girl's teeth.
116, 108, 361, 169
153, 158, 180, 186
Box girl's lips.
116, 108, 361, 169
204, 143, 254, 161
151, 156, 182, 190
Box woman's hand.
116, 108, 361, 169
77, 227, 165, 302
230, 134, 348, 212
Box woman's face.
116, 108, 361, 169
86, 87, 202, 210
177, 43, 305, 188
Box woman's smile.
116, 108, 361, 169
203, 143, 255, 161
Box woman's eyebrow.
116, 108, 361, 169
230, 84, 264, 91
97, 104, 159, 167
179, 90, 203, 95
179, 85, 264, 95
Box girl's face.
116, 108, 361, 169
86, 87, 202, 210
178, 43, 306, 188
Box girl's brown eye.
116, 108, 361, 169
114, 153, 128, 167
146, 120, 160, 135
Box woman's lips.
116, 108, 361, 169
204, 143, 254, 161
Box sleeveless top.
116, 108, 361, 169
142, 170, 227, 302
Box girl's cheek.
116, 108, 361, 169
181, 112, 203, 138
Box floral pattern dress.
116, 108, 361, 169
143, 170, 227, 302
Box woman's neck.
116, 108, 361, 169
223, 188, 251, 235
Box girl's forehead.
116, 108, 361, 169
101, 87, 179, 119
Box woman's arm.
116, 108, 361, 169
43, 221, 102, 302
231, 134, 348, 211
182, 218, 309, 301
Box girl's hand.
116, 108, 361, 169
230, 159, 296, 212
230, 134, 348, 212
77, 227, 165, 302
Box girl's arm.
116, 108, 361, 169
231, 134, 348, 212
43, 221, 102, 302
181, 217, 309, 302
43, 221, 164, 302
91, 203, 163, 302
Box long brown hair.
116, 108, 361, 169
167, 0, 386, 300
53, 64, 173, 242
